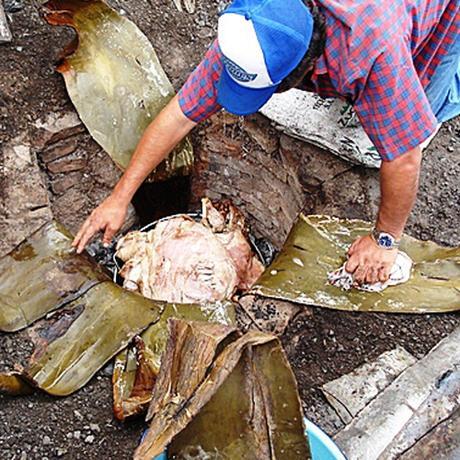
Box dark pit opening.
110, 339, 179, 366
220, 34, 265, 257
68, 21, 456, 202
132, 176, 192, 226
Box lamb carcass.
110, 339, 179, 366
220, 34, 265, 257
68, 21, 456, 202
116, 199, 264, 303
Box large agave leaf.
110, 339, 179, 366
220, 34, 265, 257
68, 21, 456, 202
169, 337, 310, 460
21, 281, 163, 396
0, 221, 109, 332
135, 320, 309, 460
43, 0, 193, 182
113, 301, 236, 420
250, 214, 460, 313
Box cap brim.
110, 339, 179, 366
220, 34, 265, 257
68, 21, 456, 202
217, 68, 278, 116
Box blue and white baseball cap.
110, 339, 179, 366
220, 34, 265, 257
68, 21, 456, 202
217, 0, 314, 115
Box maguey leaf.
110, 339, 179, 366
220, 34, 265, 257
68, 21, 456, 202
113, 301, 236, 420
169, 336, 311, 460
135, 319, 309, 460
22, 281, 163, 396
0, 221, 109, 332
250, 214, 460, 313
43, 0, 193, 182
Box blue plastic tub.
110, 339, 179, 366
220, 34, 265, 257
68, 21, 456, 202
305, 419, 346, 460
152, 418, 345, 460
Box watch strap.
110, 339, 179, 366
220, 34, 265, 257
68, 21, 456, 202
371, 228, 400, 249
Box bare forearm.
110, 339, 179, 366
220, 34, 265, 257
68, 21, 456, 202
112, 95, 196, 204
346, 146, 422, 284
72, 96, 196, 252
377, 146, 422, 239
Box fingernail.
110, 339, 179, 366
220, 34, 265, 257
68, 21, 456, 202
103, 243, 109, 248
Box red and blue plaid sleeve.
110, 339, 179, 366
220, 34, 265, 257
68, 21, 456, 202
178, 40, 223, 123
353, 42, 438, 161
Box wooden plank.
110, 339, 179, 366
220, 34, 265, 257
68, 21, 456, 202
322, 347, 417, 424
399, 409, 460, 460
333, 327, 460, 460
0, 1, 12, 43
380, 367, 460, 459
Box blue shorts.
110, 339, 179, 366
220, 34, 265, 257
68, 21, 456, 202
425, 37, 460, 123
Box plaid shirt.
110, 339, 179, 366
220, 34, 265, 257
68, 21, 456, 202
178, 0, 459, 161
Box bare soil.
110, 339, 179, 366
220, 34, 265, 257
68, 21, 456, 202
1, 1, 459, 459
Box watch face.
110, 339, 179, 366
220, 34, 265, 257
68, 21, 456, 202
379, 234, 394, 248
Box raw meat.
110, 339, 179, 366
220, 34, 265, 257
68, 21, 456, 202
116, 199, 264, 303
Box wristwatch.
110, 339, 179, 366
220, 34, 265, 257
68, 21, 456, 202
371, 229, 400, 250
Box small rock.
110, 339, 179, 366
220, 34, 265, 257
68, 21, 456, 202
89, 423, 101, 433
20, 452, 27, 460
66, 432, 73, 439
43, 436, 51, 445
56, 448, 67, 457
102, 362, 114, 377
5, 0, 24, 13
74, 409, 84, 421
85, 435, 95, 444
73, 430, 81, 440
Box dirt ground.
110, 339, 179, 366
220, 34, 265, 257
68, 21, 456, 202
0, 1, 459, 459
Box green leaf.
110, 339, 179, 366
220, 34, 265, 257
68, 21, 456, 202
113, 301, 236, 420
250, 214, 460, 313
0, 221, 109, 332
25, 281, 163, 396
44, 0, 193, 182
